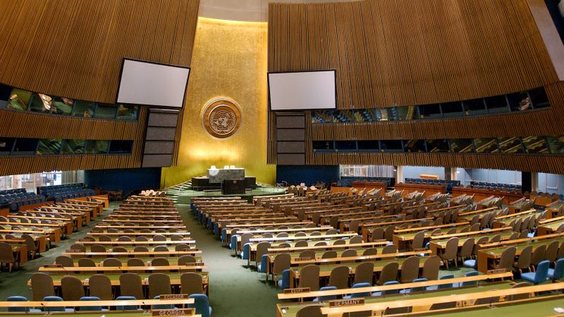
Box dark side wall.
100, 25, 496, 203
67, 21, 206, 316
84, 168, 162, 195
276, 165, 339, 186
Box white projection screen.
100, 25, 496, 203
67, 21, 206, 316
268, 70, 336, 111
116, 59, 190, 108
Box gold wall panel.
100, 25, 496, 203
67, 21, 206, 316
162, 18, 275, 187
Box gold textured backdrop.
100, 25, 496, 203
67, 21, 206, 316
161, 18, 275, 187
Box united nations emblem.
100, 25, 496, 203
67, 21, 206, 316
202, 97, 242, 139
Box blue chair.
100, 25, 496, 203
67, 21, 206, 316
115, 296, 139, 310
189, 294, 212, 317
521, 260, 550, 284
460, 270, 479, 287
344, 282, 371, 299
42, 296, 68, 312
259, 254, 268, 273
230, 235, 239, 250
313, 286, 337, 302
7, 296, 28, 312
277, 269, 290, 289
405, 277, 428, 294
429, 274, 455, 291
241, 243, 250, 260
372, 280, 399, 297
79, 296, 103, 311
547, 258, 564, 281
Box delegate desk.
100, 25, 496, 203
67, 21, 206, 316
318, 283, 563, 317
0, 223, 62, 242
8, 214, 76, 232
476, 233, 564, 273
88, 232, 191, 238
428, 227, 514, 255
64, 250, 201, 263
537, 216, 564, 236
361, 218, 435, 242
392, 222, 470, 250
491, 209, 539, 229
0, 238, 28, 264
0, 230, 49, 252
76, 240, 196, 248
287, 255, 429, 288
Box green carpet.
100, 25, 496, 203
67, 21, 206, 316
177, 204, 279, 317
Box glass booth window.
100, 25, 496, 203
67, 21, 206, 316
547, 136, 564, 154
474, 138, 498, 153
116, 105, 138, 120
86, 140, 109, 154
450, 139, 474, 153
13, 139, 38, 154
95, 104, 117, 119
7, 88, 32, 111
61, 140, 86, 154
0, 138, 15, 155
37, 139, 62, 155
72, 100, 96, 117
522, 136, 549, 154
498, 137, 525, 154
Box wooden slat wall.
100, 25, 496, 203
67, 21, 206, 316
268, 0, 560, 108
0, 107, 149, 176
311, 152, 564, 174
0, 0, 200, 103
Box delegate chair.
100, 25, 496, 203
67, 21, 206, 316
329, 265, 350, 289
189, 294, 212, 317
299, 265, 320, 291
55, 256, 74, 267
515, 245, 532, 274
377, 262, 399, 285
400, 256, 420, 283
296, 304, 323, 317
61, 276, 85, 301
119, 273, 144, 299
181, 272, 204, 296
89, 274, 113, 300
148, 273, 171, 298
31, 273, 55, 301
548, 258, 564, 281
127, 258, 146, 266
354, 262, 374, 285
0, 242, 19, 272
422, 255, 441, 280
78, 258, 96, 267
103, 258, 122, 267
521, 260, 549, 284
498, 247, 517, 271
151, 258, 170, 266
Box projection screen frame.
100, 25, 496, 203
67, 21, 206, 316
116, 58, 191, 108
267, 69, 337, 111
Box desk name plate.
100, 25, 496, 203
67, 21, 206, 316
283, 287, 311, 294
152, 308, 194, 316
329, 298, 365, 307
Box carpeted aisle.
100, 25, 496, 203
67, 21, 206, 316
177, 204, 279, 317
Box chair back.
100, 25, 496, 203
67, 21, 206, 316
552, 258, 564, 280
127, 258, 146, 267
89, 274, 113, 300
148, 273, 171, 298
69, 244, 86, 252
31, 273, 54, 301
103, 258, 122, 267
400, 256, 420, 283
272, 253, 291, 275
154, 246, 169, 251
322, 251, 337, 259
91, 245, 106, 252
6, 296, 28, 312
78, 258, 96, 267
422, 255, 441, 280
498, 246, 517, 271
61, 276, 85, 300
189, 294, 211, 317
255, 242, 271, 262
299, 250, 316, 259
442, 237, 459, 260
178, 255, 197, 265
55, 255, 74, 267
349, 235, 362, 244
545, 240, 559, 262
531, 244, 547, 266
412, 231, 426, 250
533, 260, 550, 284
459, 238, 474, 258
294, 240, 308, 247
341, 249, 357, 257
377, 261, 399, 285
119, 273, 144, 299
153, 235, 166, 241
363, 248, 378, 256
329, 265, 350, 289
299, 265, 320, 291
516, 245, 532, 270
333, 239, 346, 246
296, 304, 323, 317
371, 227, 384, 240
151, 258, 170, 266
382, 245, 397, 254
354, 262, 374, 284
181, 272, 204, 296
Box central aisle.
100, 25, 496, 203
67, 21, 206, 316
177, 204, 279, 317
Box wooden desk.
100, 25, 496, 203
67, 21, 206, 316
476, 233, 564, 273
0, 238, 28, 263
537, 216, 564, 236
392, 222, 470, 249
429, 227, 514, 255
0, 230, 49, 251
